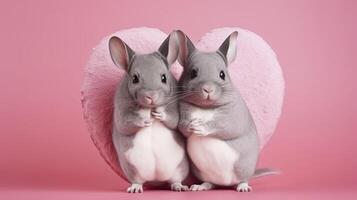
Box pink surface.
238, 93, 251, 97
81, 27, 284, 180
1, 0, 357, 199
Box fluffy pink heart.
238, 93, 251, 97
81, 27, 284, 180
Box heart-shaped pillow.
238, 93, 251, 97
81, 27, 284, 181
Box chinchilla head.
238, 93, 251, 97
109, 31, 179, 108
176, 30, 238, 107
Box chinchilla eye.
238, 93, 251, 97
161, 74, 167, 84
191, 69, 198, 79
219, 70, 225, 80
132, 74, 139, 84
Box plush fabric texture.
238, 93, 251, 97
81, 27, 284, 179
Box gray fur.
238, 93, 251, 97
176, 30, 275, 192
109, 32, 189, 192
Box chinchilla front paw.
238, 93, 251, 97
151, 109, 166, 121
188, 118, 209, 136
134, 116, 153, 127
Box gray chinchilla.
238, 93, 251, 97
109, 31, 189, 193
176, 30, 278, 192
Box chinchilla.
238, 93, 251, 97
176, 30, 278, 192
109, 31, 189, 193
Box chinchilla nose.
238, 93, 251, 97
143, 91, 159, 104
202, 84, 215, 94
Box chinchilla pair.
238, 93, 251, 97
108, 30, 277, 193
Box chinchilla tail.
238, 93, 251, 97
252, 168, 280, 179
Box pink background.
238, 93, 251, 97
0, 0, 356, 199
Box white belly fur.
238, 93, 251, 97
188, 135, 239, 186
190, 109, 215, 122
125, 121, 184, 182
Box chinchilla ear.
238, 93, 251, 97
176, 30, 196, 67
158, 31, 179, 67
217, 31, 238, 65
109, 36, 135, 71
